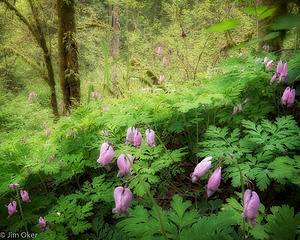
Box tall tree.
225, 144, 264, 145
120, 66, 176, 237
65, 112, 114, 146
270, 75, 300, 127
57, 0, 80, 112
0, 0, 59, 119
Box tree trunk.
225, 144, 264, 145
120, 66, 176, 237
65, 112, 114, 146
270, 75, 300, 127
258, 0, 288, 51
57, 0, 80, 112
111, 1, 120, 95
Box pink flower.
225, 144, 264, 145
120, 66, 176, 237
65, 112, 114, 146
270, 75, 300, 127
117, 154, 134, 177
133, 130, 142, 147
243, 98, 249, 104
242, 189, 260, 226
237, 104, 243, 111
157, 46, 163, 55
48, 155, 55, 162
287, 89, 296, 107
9, 183, 20, 189
126, 127, 136, 144
158, 75, 165, 84
20, 190, 31, 202
91, 92, 98, 98
279, 63, 288, 82
162, 56, 167, 66
263, 57, 269, 64
281, 87, 291, 105
8, 201, 17, 218
97, 142, 114, 170
206, 167, 222, 198
58, 101, 62, 106
262, 44, 269, 51
233, 106, 238, 115
266, 60, 273, 71
270, 73, 277, 85
276, 60, 283, 77
39, 217, 48, 231
190, 156, 212, 183
46, 129, 51, 137
145, 129, 155, 146
112, 187, 132, 216
255, 58, 261, 63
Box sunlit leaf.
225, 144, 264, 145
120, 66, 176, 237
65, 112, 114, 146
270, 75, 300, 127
206, 19, 240, 32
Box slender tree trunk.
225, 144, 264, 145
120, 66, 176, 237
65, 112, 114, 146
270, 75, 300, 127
28, 0, 59, 118
111, 0, 120, 95
0, 0, 59, 119
258, 0, 288, 51
57, 0, 80, 112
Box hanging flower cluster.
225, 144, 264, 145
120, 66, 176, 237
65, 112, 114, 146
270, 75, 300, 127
28, 92, 38, 104
270, 60, 288, 85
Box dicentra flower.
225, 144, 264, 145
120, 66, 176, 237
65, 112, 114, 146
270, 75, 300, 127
242, 189, 260, 226
145, 129, 155, 146
8, 201, 17, 218
20, 190, 31, 202
190, 156, 212, 183
97, 142, 115, 170
112, 187, 133, 216
117, 154, 134, 177
206, 167, 222, 198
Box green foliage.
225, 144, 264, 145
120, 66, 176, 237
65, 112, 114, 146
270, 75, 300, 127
199, 116, 300, 190
270, 15, 300, 30
206, 19, 241, 32
264, 205, 300, 240
117, 195, 239, 240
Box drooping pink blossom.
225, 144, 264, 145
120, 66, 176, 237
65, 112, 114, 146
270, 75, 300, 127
190, 156, 212, 183
48, 155, 55, 162
126, 127, 136, 144
39, 217, 48, 231
157, 46, 163, 55
8, 201, 17, 218
97, 142, 114, 170
9, 183, 20, 189
243, 98, 249, 104
112, 187, 133, 216
117, 154, 134, 177
162, 56, 167, 66
233, 106, 238, 115
287, 89, 295, 107
276, 60, 283, 77
158, 75, 165, 84
145, 129, 155, 146
266, 60, 273, 71
281, 87, 291, 105
279, 63, 288, 82
20, 190, 31, 202
46, 129, 51, 137
270, 73, 277, 85
206, 167, 222, 198
237, 104, 243, 111
133, 130, 142, 147
242, 189, 260, 226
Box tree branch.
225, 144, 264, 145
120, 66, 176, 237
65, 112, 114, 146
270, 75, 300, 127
0, 0, 38, 39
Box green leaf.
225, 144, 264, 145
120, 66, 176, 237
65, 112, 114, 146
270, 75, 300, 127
270, 15, 300, 30
265, 205, 300, 240
207, 19, 240, 32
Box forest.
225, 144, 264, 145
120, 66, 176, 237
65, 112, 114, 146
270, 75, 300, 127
0, 0, 300, 239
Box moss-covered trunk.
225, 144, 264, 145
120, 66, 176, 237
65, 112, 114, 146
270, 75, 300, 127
57, 0, 80, 112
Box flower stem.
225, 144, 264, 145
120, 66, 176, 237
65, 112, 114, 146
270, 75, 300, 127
228, 154, 246, 239
16, 189, 28, 232
124, 153, 168, 240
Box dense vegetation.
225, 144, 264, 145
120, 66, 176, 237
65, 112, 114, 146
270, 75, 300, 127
0, 0, 300, 239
